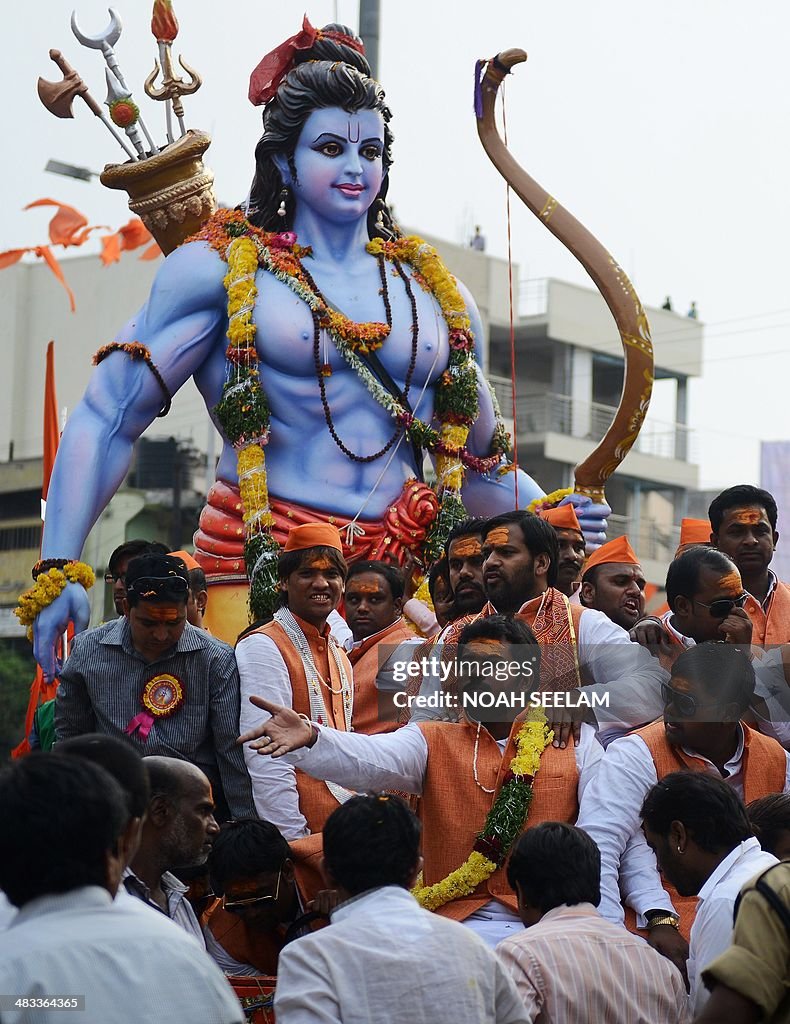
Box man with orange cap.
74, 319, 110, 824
675, 517, 711, 557
235, 522, 354, 840
579, 536, 646, 631
170, 550, 209, 629
538, 505, 587, 601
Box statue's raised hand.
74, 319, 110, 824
558, 494, 611, 551
33, 582, 91, 681
238, 695, 316, 757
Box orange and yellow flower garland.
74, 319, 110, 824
412, 708, 553, 911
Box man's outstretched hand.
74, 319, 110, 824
237, 696, 316, 757
33, 583, 91, 682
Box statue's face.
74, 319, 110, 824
290, 106, 385, 224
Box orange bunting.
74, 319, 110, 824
100, 233, 122, 266
0, 249, 28, 269
34, 245, 76, 313
22, 197, 105, 248
140, 241, 162, 261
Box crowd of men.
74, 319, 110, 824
3, 483, 790, 1023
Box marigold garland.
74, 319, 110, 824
527, 487, 574, 515
15, 561, 96, 641
412, 709, 553, 912
188, 210, 514, 614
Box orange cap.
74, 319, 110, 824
538, 504, 583, 535
169, 549, 201, 572
679, 518, 711, 547
583, 535, 640, 574
284, 522, 343, 553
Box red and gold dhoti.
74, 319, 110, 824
193, 479, 439, 644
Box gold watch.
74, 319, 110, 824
645, 911, 680, 929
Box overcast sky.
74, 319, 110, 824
4, 1, 790, 490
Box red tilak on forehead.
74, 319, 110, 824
308, 557, 333, 570
348, 582, 381, 593
486, 527, 510, 547
717, 571, 743, 595
140, 605, 181, 622
452, 537, 482, 558
731, 509, 764, 525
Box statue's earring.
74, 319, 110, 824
277, 187, 289, 218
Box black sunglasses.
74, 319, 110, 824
126, 575, 189, 598
661, 682, 722, 718
104, 572, 124, 585
693, 592, 749, 618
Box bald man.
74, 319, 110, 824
124, 756, 219, 946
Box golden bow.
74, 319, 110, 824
476, 50, 654, 503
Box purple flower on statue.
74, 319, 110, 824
271, 231, 297, 249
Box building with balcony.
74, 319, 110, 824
486, 278, 703, 587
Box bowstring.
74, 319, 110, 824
500, 78, 520, 509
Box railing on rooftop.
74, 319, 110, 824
488, 380, 698, 464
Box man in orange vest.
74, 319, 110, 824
709, 485, 790, 644
343, 560, 421, 734
415, 511, 666, 747
579, 535, 646, 631
537, 504, 586, 601
577, 643, 789, 980
236, 523, 353, 840
240, 614, 603, 947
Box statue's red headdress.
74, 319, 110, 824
248, 14, 366, 107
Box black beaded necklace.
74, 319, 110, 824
301, 254, 421, 464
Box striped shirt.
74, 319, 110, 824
55, 617, 255, 818
496, 903, 690, 1024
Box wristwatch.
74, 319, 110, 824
645, 910, 680, 929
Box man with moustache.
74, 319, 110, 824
577, 643, 790, 978
709, 485, 790, 644
579, 535, 646, 631
445, 518, 489, 621
124, 756, 221, 945
537, 504, 587, 601
416, 511, 666, 745
236, 522, 354, 839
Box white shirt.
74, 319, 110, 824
274, 885, 529, 1024
0, 886, 244, 1024
576, 725, 790, 925
689, 838, 778, 1015
412, 605, 667, 745
660, 610, 790, 748
122, 867, 206, 946
284, 720, 601, 800
236, 631, 313, 840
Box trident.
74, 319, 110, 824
70, 7, 160, 155
144, 48, 201, 144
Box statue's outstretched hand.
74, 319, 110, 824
33, 582, 91, 682
558, 494, 611, 551
238, 695, 316, 757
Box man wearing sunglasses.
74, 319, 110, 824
55, 554, 256, 821
577, 643, 790, 982
631, 546, 753, 669
204, 819, 308, 977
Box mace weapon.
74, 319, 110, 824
70, 7, 160, 156
144, 0, 201, 144
37, 49, 136, 161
